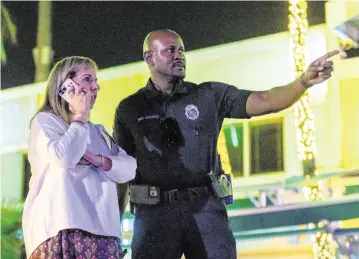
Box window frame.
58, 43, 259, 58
223, 113, 286, 180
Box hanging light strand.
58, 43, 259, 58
289, 0, 317, 163
288, 1, 333, 258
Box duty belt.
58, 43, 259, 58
160, 186, 210, 203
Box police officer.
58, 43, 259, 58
113, 29, 338, 259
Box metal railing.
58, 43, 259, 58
0, 83, 45, 154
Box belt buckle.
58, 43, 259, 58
187, 188, 200, 200
168, 189, 179, 203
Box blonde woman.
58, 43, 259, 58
22, 56, 136, 259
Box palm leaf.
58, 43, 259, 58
1, 5, 17, 64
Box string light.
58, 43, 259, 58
289, 1, 334, 258
289, 0, 317, 162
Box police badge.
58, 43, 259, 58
185, 104, 199, 120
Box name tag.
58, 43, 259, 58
138, 114, 160, 121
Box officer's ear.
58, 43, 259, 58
144, 50, 154, 66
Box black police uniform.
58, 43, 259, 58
114, 79, 252, 259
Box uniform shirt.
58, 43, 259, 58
22, 112, 136, 258
114, 80, 251, 191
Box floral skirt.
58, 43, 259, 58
29, 229, 127, 259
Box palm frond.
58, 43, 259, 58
1, 5, 17, 64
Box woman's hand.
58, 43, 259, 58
69, 84, 92, 122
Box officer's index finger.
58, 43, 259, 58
323, 50, 339, 60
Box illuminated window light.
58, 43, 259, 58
230, 125, 239, 147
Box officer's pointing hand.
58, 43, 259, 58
301, 50, 339, 87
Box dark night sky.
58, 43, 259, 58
1, 1, 326, 89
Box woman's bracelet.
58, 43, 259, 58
94, 155, 105, 168
72, 120, 88, 129
72, 114, 88, 123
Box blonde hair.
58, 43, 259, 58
33, 56, 98, 124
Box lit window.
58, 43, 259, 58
249, 118, 284, 175
223, 123, 243, 177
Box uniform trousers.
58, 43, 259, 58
131, 195, 236, 259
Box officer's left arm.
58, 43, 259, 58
113, 102, 136, 221
246, 50, 338, 117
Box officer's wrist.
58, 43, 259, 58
299, 74, 313, 89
